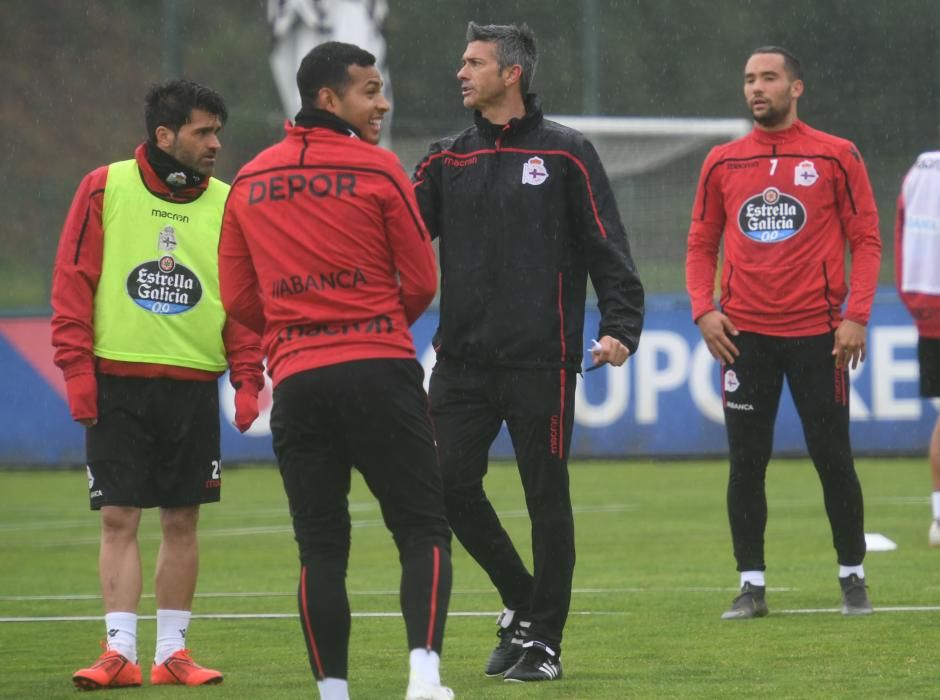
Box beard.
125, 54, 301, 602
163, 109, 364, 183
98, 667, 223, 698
750, 99, 791, 128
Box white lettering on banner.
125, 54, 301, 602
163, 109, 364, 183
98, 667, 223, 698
575, 361, 630, 427
635, 331, 689, 424
690, 340, 724, 423
420, 345, 436, 393
871, 326, 920, 419
848, 363, 870, 419
211, 324, 926, 439
567, 326, 921, 428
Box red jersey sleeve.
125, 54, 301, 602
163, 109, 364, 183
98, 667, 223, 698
838, 145, 881, 325
385, 163, 438, 325
686, 148, 726, 323
50, 166, 109, 379
219, 203, 266, 336
223, 316, 265, 392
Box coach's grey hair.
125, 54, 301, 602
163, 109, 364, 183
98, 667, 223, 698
466, 21, 538, 95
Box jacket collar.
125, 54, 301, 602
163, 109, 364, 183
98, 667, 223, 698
749, 119, 807, 146
134, 143, 209, 202
293, 105, 362, 139
473, 94, 543, 141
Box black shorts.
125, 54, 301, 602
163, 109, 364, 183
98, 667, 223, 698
920, 336, 940, 397
270, 358, 450, 553
85, 374, 222, 510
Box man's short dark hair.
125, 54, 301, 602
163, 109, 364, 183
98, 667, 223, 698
466, 21, 538, 95
296, 41, 377, 107
750, 46, 803, 81
144, 79, 227, 144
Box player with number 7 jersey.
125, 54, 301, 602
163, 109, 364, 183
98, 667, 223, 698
686, 119, 881, 336
686, 47, 879, 622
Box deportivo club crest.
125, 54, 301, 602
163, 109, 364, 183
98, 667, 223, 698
158, 226, 178, 252
166, 171, 187, 188
724, 369, 740, 392
521, 156, 549, 186
794, 160, 818, 187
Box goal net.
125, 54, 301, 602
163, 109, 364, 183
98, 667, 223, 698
392, 115, 750, 294
547, 115, 750, 294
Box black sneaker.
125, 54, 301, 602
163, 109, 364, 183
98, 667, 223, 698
839, 574, 873, 616
504, 641, 562, 682
720, 582, 769, 620
484, 610, 530, 677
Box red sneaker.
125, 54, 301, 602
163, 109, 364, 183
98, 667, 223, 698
151, 649, 223, 686
73, 649, 142, 690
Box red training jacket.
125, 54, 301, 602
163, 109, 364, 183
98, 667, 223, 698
50, 143, 263, 389
686, 120, 882, 336
219, 122, 437, 386
895, 150, 940, 339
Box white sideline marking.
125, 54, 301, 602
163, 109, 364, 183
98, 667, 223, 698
4, 606, 940, 624
0, 586, 792, 602
21, 503, 639, 548
0, 611, 628, 623
779, 606, 940, 614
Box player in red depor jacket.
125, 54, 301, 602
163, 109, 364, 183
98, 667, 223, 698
686, 47, 881, 620
51, 80, 263, 689
896, 151, 940, 547
219, 42, 453, 700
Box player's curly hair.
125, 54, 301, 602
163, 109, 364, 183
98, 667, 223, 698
144, 79, 227, 144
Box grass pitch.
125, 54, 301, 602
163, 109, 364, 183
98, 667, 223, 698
1, 458, 938, 699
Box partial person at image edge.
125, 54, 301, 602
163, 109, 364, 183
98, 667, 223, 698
895, 150, 940, 547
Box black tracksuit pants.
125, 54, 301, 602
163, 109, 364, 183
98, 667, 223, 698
722, 331, 866, 572
270, 359, 452, 681
429, 360, 577, 650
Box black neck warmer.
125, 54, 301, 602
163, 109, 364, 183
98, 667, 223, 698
146, 141, 205, 190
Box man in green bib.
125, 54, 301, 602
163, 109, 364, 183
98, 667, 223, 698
51, 80, 263, 690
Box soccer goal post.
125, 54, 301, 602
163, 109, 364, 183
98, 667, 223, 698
544, 115, 751, 293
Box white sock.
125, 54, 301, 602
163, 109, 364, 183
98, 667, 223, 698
409, 648, 441, 686
932, 491, 940, 520
740, 571, 765, 588
104, 612, 138, 663
317, 677, 350, 700
154, 609, 191, 664
839, 565, 865, 579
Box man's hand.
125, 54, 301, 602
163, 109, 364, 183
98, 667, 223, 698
66, 373, 98, 427
591, 335, 631, 368
234, 385, 260, 433
696, 310, 740, 364
833, 319, 867, 370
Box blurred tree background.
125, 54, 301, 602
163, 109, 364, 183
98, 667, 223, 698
3, 0, 938, 311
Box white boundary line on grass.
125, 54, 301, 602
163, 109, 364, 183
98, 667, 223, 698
0, 611, 628, 623
4, 606, 940, 623
779, 606, 940, 614
0, 586, 795, 602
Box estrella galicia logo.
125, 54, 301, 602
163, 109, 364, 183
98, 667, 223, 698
126, 258, 202, 314
737, 187, 806, 243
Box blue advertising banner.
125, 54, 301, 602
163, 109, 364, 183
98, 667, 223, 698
3, 290, 937, 464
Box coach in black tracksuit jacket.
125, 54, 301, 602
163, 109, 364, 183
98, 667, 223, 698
413, 22, 643, 683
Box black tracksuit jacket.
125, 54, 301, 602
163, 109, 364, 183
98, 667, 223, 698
412, 96, 644, 370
